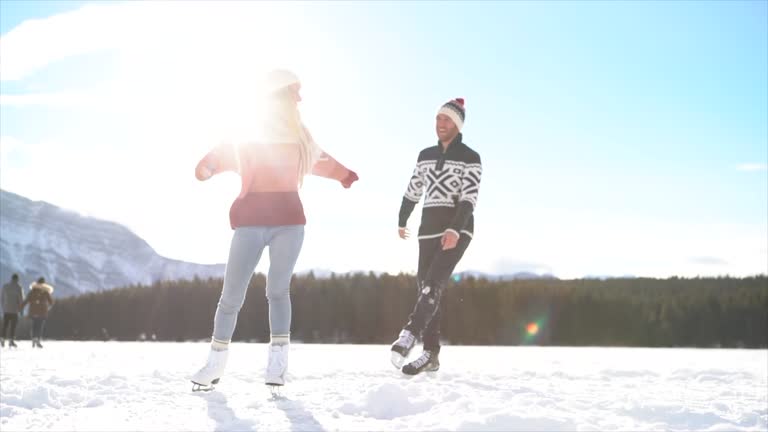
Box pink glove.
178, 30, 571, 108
341, 170, 359, 189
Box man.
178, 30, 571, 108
391, 97, 482, 375
1, 274, 25, 348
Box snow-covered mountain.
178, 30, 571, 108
0, 189, 225, 298
456, 270, 559, 281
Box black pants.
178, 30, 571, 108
2, 313, 19, 340
404, 234, 471, 352
31, 317, 46, 340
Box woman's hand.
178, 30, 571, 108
195, 159, 216, 181
341, 170, 359, 188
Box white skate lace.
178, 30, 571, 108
411, 352, 432, 368
397, 330, 415, 348
267, 346, 286, 376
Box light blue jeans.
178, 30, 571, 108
212, 225, 304, 343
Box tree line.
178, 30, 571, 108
21, 273, 768, 348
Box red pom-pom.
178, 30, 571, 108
455, 98, 465, 106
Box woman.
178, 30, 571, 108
191, 70, 358, 391
21, 277, 54, 348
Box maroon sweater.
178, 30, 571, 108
196, 141, 353, 228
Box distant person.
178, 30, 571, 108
1, 274, 25, 348
190, 69, 358, 391
390, 98, 483, 375
21, 277, 55, 348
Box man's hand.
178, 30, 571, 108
441, 230, 459, 250
398, 227, 410, 240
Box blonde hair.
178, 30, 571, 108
297, 124, 320, 186
263, 95, 321, 186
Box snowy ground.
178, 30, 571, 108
1, 342, 766, 431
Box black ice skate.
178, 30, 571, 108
402, 350, 439, 375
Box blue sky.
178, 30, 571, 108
1, 1, 766, 278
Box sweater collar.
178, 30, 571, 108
437, 133, 463, 154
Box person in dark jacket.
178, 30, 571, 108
21, 277, 54, 348
1, 274, 25, 348
390, 98, 483, 375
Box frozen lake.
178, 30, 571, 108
1, 342, 766, 431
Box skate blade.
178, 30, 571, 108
390, 351, 406, 369
191, 378, 219, 392
267, 384, 284, 399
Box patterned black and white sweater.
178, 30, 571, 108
398, 133, 482, 240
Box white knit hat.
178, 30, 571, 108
437, 98, 466, 131
263, 69, 300, 94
